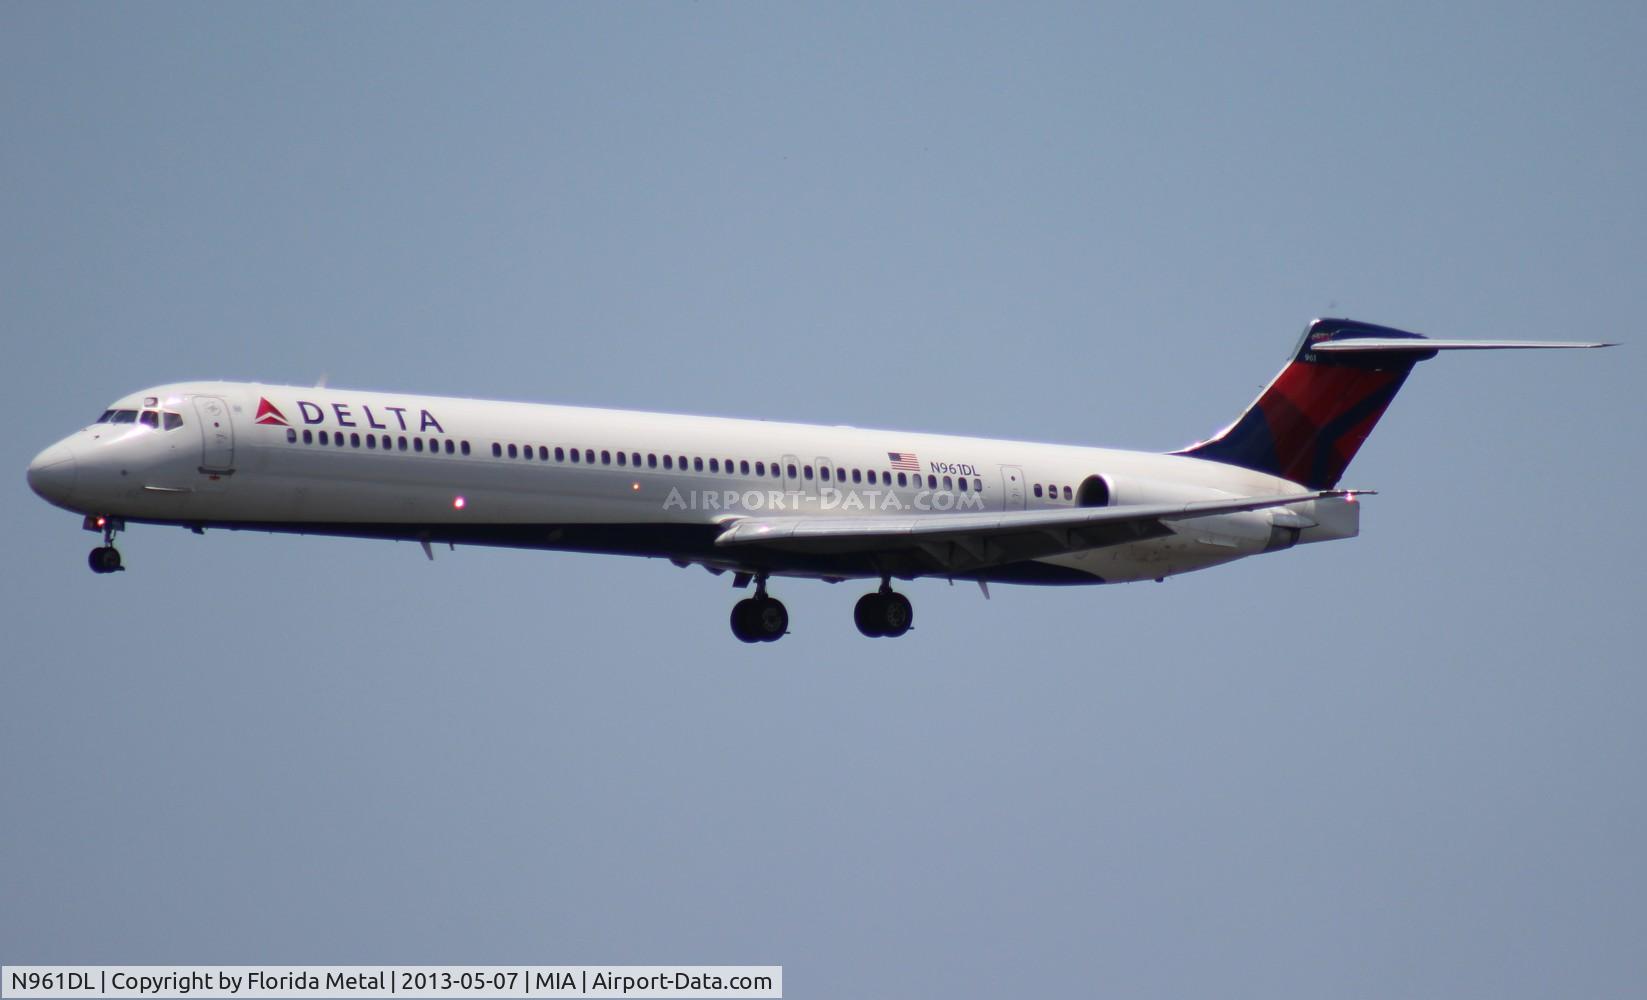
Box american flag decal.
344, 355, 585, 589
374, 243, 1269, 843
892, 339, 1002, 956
887, 451, 920, 471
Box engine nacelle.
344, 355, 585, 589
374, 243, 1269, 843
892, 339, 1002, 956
1081, 473, 1295, 553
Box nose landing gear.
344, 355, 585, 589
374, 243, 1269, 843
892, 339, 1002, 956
730, 574, 788, 643
855, 579, 913, 638
84, 515, 125, 574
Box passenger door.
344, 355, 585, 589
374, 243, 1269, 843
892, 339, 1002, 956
1000, 465, 1025, 510
193, 395, 236, 474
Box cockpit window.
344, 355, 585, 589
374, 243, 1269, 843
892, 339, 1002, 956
139, 411, 160, 429
108, 410, 138, 424
163, 412, 184, 430
96, 410, 115, 423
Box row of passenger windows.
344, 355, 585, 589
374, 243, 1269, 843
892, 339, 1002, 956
287, 427, 472, 456
97, 409, 185, 431
491, 441, 987, 492
282, 425, 1081, 502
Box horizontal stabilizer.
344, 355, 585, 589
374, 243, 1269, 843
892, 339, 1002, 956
1312, 338, 1616, 353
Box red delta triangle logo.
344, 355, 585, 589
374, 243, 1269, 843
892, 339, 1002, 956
255, 397, 291, 426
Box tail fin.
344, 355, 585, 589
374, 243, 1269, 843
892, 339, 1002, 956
1173, 318, 1613, 489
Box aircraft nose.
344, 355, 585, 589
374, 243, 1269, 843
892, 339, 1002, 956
26, 440, 79, 506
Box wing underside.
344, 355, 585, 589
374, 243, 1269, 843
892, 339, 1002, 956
712, 490, 1356, 576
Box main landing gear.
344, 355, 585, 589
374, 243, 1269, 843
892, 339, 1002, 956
726, 573, 916, 642
854, 579, 913, 638
86, 515, 124, 574
730, 574, 789, 643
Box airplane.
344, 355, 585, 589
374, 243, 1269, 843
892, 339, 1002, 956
26, 318, 1611, 642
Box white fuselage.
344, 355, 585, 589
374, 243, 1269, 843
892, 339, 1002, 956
26, 381, 1358, 585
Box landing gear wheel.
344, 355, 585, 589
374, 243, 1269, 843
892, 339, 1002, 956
731, 598, 761, 643
855, 589, 913, 638
88, 546, 123, 574
879, 592, 913, 637
854, 593, 887, 637
731, 596, 788, 643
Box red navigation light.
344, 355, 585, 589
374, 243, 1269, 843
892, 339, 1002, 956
453, 496, 467, 510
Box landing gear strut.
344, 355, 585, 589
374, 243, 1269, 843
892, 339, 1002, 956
730, 574, 788, 643
86, 516, 124, 574
855, 578, 913, 638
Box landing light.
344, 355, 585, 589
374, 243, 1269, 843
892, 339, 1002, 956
452, 496, 466, 510
631, 482, 641, 492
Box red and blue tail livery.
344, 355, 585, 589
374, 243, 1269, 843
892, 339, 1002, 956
1173, 318, 1611, 489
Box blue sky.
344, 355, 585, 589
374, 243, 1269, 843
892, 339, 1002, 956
3, 4, 1643, 997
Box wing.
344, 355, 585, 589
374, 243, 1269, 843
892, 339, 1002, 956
714, 490, 1359, 574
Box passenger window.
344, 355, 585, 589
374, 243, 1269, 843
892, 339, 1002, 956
787, 463, 798, 478
303, 429, 313, 444
381, 435, 392, 450
1034, 484, 1043, 497
398, 437, 408, 451
740, 460, 750, 475
508, 444, 517, 458
163, 412, 183, 430
555, 447, 565, 462
570, 448, 581, 463
351, 433, 361, 447
319, 430, 330, 445
820, 467, 830, 481
523, 443, 532, 459
335, 433, 345, 447
461, 441, 471, 456
450, 441, 459, 455
139, 411, 160, 429
587, 449, 596, 464
648, 454, 658, 468
927, 474, 937, 489
973, 478, 982, 491
708, 458, 718, 473
942, 475, 952, 490
492, 443, 502, 457
1063, 486, 1073, 500
287, 428, 297, 443
367, 434, 377, 449
618, 452, 627, 466
633, 453, 642, 467
663, 455, 672, 469
694, 457, 704, 472
755, 461, 765, 476
897, 472, 907, 487
957, 477, 967, 491
851, 469, 862, 483
601, 450, 611, 465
